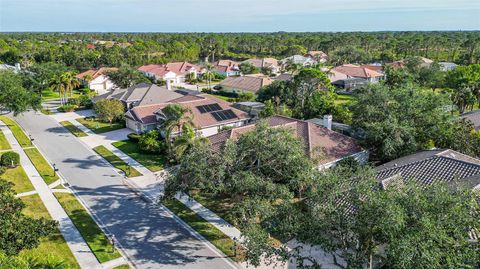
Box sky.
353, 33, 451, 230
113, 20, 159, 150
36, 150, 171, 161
0, 0, 479, 32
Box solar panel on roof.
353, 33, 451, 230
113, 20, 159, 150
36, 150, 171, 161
211, 109, 237, 122
197, 103, 222, 114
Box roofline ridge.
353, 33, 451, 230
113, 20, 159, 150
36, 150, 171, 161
436, 149, 480, 167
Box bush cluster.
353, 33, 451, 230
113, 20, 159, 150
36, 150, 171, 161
1, 152, 20, 168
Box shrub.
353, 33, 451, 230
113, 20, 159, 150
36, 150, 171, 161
79, 95, 93, 108
0, 166, 6, 175
139, 130, 164, 153
1, 152, 20, 167
58, 104, 77, 112
127, 133, 141, 142
68, 98, 80, 106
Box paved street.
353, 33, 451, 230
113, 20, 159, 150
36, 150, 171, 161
13, 110, 239, 269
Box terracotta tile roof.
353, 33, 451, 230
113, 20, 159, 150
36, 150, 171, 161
333, 64, 383, 79
214, 60, 240, 73
128, 94, 249, 128
76, 67, 118, 80
220, 75, 274, 93
244, 58, 279, 69
138, 62, 203, 77
461, 110, 480, 131
208, 115, 364, 165
360, 65, 383, 72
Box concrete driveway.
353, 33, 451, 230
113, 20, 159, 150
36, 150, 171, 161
13, 111, 239, 269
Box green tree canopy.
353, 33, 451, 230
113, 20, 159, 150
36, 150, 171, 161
93, 99, 125, 125
0, 179, 57, 256
0, 70, 41, 114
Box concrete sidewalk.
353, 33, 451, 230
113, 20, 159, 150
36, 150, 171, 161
0, 120, 102, 269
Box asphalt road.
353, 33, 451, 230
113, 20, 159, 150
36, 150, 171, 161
13, 111, 238, 269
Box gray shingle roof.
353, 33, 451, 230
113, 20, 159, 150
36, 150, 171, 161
376, 149, 480, 189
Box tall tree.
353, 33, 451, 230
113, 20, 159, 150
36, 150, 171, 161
0, 70, 41, 114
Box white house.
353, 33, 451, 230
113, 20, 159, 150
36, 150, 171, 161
76, 67, 118, 94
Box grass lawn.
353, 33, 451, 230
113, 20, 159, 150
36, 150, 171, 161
77, 117, 125, 134
334, 94, 356, 106
0, 164, 34, 193
54, 192, 122, 263
93, 145, 142, 177
0, 130, 11, 150
113, 265, 130, 269
19, 194, 80, 269
192, 192, 237, 225
42, 89, 83, 101
60, 121, 88, 137
0, 116, 32, 148
24, 148, 59, 185
163, 198, 245, 262
112, 140, 168, 172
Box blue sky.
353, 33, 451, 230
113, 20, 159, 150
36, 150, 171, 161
1, 0, 479, 32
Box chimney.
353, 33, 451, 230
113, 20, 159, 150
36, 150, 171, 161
14, 63, 21, 71
323, 115, 332, 130
166, 79, 172, 91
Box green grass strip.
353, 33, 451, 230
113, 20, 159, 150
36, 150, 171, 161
0, 116, 31, 148
77, 117, 125, 134
93, 145, 142, 178
163, 198, 245, 262
0, 129, 11, 150
60, 121, 88, 137
0, 164, 34, 193
112, 140, 167, 172
20, 194, 81, 268
54, 192, 122, 263
24, 148, 59, 185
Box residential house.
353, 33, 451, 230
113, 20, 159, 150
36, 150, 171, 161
280, 55, 317, 67
75, 67, 118, 94
332, 64, 384, 83
327, 69, 349, 83
387, 57, 434, 69
439, 62, 458, 71
460, 109, 480, 131
219, 75, 274, 94
273, 73, 293, 82
332, 78, 369, 92
138, 62, 203, 84
125, 93, 251, 136
376, 149, 480, 191
243, 58, 280, 74
212, 60, 241, 77
305, 51, 328, 63
208, 115, 368, 169
0, 63, 21, 73
93, 83, 182, 110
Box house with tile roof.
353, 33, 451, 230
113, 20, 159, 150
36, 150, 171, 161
332, 64, 385, 83
243, 58, 280, 74
376, 149, 480, 191
305, 51, 328, 63
138, 62, 203, 84
219, 75, 274, 94
280, 55, 317, 67
76, 67, 118, 94
125, 93, 251, 136
212, 60, 241, 77
208, 115, 368, 169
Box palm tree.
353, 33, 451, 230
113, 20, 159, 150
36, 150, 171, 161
161, 104, 195, 155
172, 124, 208, 161
49, 75, 67, 105
204, 63, 214, 90
61, 72, 80, 102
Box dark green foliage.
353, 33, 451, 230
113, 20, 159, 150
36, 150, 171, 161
107, 65, 151, 88
239, 62, 260, 74
0, 70, 41, 115
127, 133, 141, 142
1, 152, 20, 167
0, 179, 57, 256
139, 130, 164, 153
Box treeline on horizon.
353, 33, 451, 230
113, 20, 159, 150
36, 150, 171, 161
0, 31, 479, 71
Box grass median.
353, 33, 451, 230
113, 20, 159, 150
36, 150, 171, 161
54, 192, 122, 263
112, 140, 168, 172
60, 121, 88, 137
77, 117, 125, 134
93, 145, 142, 177
0, 116, 32, 148
24, 147, 59, 185
0, 129, 11, 150
162, 198, 245, 262
1, 164, 34, 193
20, 194, 81, 268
